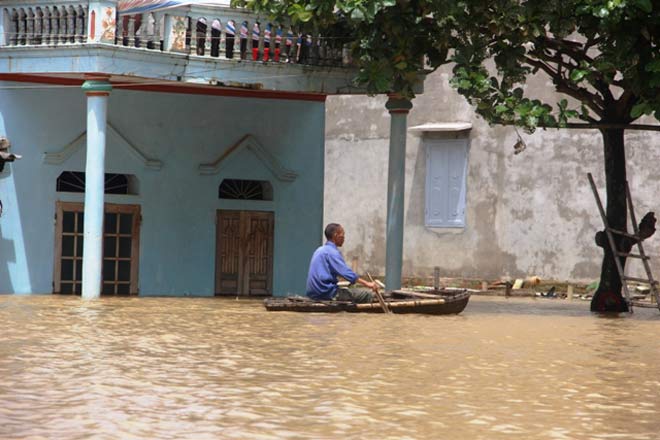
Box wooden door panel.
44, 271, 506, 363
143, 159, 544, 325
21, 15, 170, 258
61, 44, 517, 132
215, 210, 273, 296
215, 211, 242, 295
245, 213, 273, 295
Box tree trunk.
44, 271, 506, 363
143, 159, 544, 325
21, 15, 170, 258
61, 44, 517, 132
591, 128, 629, 312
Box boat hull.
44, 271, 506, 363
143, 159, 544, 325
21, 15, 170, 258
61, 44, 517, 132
264, 290, 470, 315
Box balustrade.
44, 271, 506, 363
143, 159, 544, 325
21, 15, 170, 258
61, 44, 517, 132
2, 2, 88, 46
1, 1, 350, 67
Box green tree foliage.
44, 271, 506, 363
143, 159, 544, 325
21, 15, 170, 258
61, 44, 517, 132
231, 0, 454, 97
448, 0, 660, 131
233, 0, 659, 128
235, 0, 660, 311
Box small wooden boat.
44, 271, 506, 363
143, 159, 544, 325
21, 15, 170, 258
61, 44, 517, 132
264, 289, 470, 315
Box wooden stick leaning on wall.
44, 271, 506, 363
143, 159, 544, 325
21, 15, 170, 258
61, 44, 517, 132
367, 272, 391, 314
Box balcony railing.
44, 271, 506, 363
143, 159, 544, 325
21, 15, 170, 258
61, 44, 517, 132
2, 2, 87, 45
0, 1, 351, 67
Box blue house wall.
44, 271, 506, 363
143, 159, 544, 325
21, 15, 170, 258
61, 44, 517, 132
0, 81, 325, 295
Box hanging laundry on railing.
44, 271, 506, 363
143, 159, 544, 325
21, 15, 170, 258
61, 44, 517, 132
251, 21, 260, 61
263, 23, 272, 62
118, 0, 230, 15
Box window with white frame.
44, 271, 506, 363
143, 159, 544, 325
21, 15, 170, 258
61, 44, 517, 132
425, 138, 469, 228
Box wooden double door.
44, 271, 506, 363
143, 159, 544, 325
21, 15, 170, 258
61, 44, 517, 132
215, 210, 274, 296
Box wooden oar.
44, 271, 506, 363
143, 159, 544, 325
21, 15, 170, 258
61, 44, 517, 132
367, 272, 391, 314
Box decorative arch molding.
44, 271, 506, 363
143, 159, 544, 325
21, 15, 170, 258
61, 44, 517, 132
198, 134, 298, 182
43, 122, 163, 170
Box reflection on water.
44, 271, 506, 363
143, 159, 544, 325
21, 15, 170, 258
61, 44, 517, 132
1, 295, 659, 439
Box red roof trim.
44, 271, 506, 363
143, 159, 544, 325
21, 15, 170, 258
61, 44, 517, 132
0, 74, 83, 86
0, 73, 328, 102
124, 83, 327, 101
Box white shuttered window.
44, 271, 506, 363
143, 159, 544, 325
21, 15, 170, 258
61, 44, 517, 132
425, 138, 469, 228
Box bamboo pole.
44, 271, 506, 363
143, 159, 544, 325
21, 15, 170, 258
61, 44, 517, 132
355, 298, 447, 309
392, 289, 448, 299
367, 272, 391, 314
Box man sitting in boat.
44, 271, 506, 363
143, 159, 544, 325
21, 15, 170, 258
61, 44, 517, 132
306, 223, 378, 303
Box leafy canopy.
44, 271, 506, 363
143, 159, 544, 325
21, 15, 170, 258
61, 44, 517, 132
233, 0, 660, 131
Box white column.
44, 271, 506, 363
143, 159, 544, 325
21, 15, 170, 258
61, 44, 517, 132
81, 79, 112, 299
385, 95, 412, 290
0, 8, 7, 46
127, 15, 135, 46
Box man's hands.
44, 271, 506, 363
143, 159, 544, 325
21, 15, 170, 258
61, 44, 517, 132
357, 278, 380, 292
366, 281, 379, 292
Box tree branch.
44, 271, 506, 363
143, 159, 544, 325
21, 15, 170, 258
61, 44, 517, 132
584, 35, 604, 51
530, 48, 614, 106
589, 77, 615, 106
540, 36, 595, 65
494, 121, 660, 131
524, 56, 559, 77
537, 37, 617, 105
523, 56, 605, 117
616, 90, 638, 122
562, 122, 659, 131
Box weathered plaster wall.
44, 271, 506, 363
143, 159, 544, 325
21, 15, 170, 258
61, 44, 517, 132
0, 82, 324, 295
325, 67, 660, 282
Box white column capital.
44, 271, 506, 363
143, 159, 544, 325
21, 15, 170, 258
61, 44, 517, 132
82, 78, 113, 96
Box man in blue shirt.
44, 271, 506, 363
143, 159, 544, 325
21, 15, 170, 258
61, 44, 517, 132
306, 223, 378, 303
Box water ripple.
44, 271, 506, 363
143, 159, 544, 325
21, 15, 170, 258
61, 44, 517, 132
0, 295, 659, 439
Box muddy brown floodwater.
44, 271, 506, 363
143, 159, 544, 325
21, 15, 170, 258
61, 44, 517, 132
0, 295, 659, 439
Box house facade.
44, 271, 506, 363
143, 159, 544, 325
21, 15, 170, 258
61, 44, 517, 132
325, 68, 660, 284
0, 0, 401, 296
6, 0, 636, 295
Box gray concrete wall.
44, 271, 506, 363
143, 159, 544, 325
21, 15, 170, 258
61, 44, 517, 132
324, 67, 660, 283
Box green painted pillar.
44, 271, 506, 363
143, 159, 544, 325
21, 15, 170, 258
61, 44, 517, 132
385, 96, 413, 291
81, 78, 112, 299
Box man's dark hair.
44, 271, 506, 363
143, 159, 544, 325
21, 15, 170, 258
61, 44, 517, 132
324, 223, 342, 241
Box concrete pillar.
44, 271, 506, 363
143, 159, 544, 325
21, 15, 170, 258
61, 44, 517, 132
163, 14, 187, 53
0, 8, 7, 46
385, 95, 413, 290
81, 79, 112, 299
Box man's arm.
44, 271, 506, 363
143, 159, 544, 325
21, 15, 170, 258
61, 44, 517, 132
327, 252, 378, 292
354, 277, 378, 292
